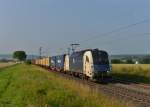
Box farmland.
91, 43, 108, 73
112, 64, 150, 83
0, 62, 15, 69
0, 64, 134, 107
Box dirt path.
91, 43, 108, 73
0, 62, 15, 69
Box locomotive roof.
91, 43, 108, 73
51, 54, 67, 58
70, 49, 108, 57
72, 49, 107, 54
45, 49, 108, 58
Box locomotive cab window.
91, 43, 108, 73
92, 51, 109, 65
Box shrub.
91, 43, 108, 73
126, 59, 134, 64
141, 58, 150, 64
111, 59, 122, 64
25, 60, 32, 65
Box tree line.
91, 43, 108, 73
111, 58, 150, 64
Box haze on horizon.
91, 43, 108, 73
0, 0, 150, 55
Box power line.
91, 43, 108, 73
83, 32, 150, 49
79, 18, 150, 44
50, 18, 150, 54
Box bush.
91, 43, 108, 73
25, 60, 32, 65
111, 59, 122, 64
126, 59, 134, 64
141, 58, 150, 64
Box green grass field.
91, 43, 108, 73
112, 64, 150, 83
0, 64, 134, 107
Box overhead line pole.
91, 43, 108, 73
39, 47, 42, 59
70, 44, 80, 53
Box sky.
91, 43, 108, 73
0, 0, 150, 55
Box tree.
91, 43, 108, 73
141, 58, 150, 64
111, 59, 122, 64
126, 59, 134, 64
25, 59, 32, 65
13, 51, 27, 61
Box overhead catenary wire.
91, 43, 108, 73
89, 32, 150, 46
47, 18, 150, 55
79, 18, 150, 45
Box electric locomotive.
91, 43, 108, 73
69, 49, 111, 81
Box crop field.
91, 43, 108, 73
112, 64, 150, 83
0, 64, 134, 107
0, 62, 15, 69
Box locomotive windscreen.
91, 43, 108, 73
92, 50, 109, 65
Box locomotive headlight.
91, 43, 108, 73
107, 70, 111, 73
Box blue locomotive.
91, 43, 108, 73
51, 55, 65, 71
69, 49, 111, 80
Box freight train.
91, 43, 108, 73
34, 49, 111, 81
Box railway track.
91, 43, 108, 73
79, 79, 150, 107
45, 69, 150, 107
112, 77, 150, 92
135, 84, 150, 90
105, 84, 150, 107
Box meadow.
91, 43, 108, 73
112, 64, 150, 83
0, 64, 134, 107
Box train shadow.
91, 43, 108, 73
111, 73, 150, 84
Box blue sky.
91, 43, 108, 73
0, 0, 150, 55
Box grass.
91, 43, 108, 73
112, 64, 150, 83
0, 64, 134, 107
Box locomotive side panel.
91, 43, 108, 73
64, 55, 69, 71
69, 51, 85, 73
83, 51, 94, 78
